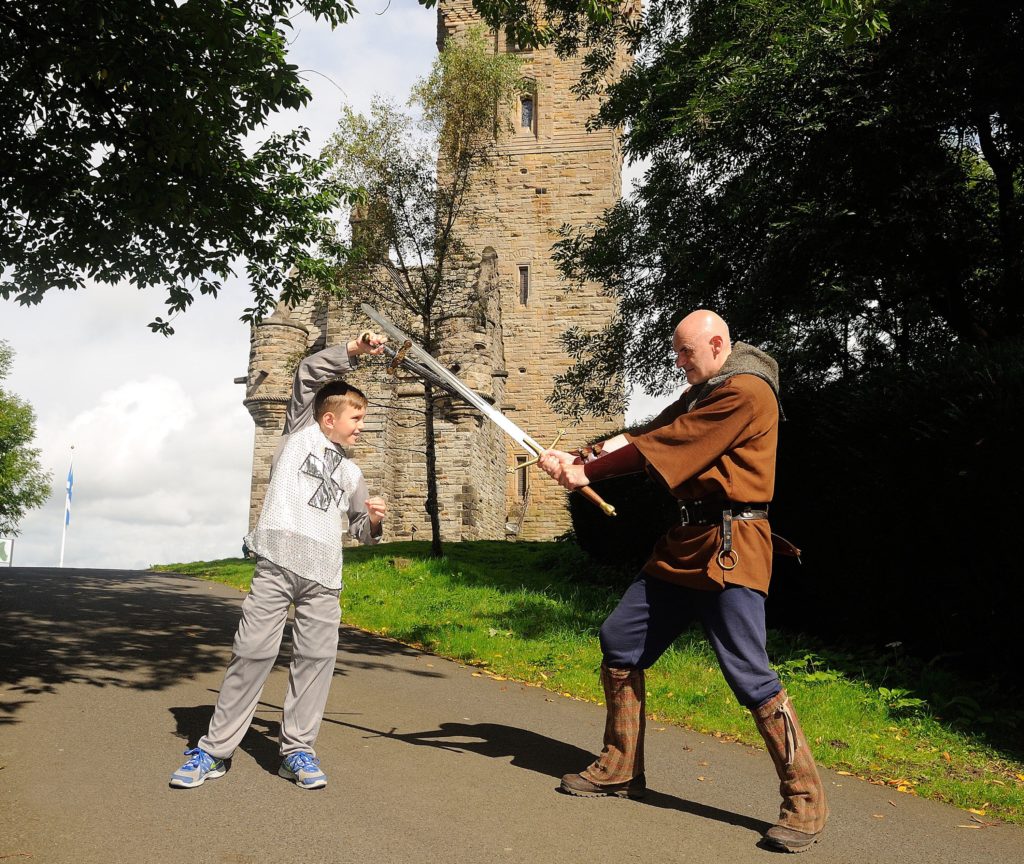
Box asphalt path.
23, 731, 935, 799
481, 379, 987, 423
1, 567, 1021, 864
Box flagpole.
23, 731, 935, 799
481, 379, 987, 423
59, 445, 74, 568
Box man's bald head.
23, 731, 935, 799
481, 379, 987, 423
672, 309, 732, 385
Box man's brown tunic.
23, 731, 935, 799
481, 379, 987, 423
625, 369, 779, 595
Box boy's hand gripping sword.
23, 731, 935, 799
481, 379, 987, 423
359, 302, 617, 517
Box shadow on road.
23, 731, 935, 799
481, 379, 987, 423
375, 720, 769, 833
0, 568, 243, 710
169, 703, 284, 776
0, 568, 439, 727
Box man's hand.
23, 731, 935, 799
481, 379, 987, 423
348, 331, 388, 357
538, 449, 590, 491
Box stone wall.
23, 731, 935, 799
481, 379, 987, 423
438, 0, 627, 539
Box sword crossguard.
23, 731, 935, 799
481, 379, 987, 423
508, 429, 565, 473
387, 340, 413, 376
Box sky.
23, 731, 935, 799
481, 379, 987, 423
0, 1, 666, 569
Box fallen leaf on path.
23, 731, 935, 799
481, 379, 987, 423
888, 800, 897, 807
872, 815, 884, 819
697, 776, 706, 781
956, 825, 983, 829
836, 770, 854, 776
967, 808, 987, 816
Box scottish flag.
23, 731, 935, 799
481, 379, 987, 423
64, 463, 73, 527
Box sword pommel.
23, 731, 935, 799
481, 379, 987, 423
581, 487, 617, 517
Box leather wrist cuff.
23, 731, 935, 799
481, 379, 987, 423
583, 443, 645, 482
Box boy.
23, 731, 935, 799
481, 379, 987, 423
170, 332, 387, 790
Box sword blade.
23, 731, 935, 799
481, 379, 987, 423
361, 300, 617, 517
361, 302, 543, 456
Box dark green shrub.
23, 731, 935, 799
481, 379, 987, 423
567, 342, 1024, 680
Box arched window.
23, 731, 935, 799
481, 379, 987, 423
520, 95, 534, 132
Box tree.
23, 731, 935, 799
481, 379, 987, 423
0, 341, 51, 535
323, 27, 523, 556
1, 1, 359, 334
542, 0, 1024, 418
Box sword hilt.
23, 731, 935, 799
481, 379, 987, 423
387, 340, 412, 376
512, 431, 618, 517
508, 429, 565, 473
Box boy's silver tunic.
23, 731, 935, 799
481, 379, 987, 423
245, 423, 370, 591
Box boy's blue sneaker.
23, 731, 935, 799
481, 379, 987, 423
169, 748, 226, 789
278, 751, 327, 789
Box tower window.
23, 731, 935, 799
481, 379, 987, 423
516, 456, 529, 500
518, 265, 530, 305
520, 96, 534, 131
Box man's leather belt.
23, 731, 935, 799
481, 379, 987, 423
678, 500, 769, 572
677, 499, 769, 527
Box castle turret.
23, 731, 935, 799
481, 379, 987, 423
243, 303, 310, 531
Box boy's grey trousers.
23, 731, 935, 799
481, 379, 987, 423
199, 556, 341, 760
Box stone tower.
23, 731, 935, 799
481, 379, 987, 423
242, 5, 628, 542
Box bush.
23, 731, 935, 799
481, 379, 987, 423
568, 343, 1024, 680
567, 471, 678, 581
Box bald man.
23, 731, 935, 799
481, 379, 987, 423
539, 311, 828, 853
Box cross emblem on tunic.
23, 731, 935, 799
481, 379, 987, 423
300, 448, 346, 511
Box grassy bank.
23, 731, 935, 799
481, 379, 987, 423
153, 540, 1024, 825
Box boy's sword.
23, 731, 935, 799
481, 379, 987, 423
359, 302, 617, 517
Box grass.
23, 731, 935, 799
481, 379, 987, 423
153, 539, 1024, 825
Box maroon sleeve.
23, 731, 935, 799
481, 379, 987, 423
583, 443, 645, 482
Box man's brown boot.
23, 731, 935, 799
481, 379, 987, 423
561, 664, 646, 799
751, 689, 829, 853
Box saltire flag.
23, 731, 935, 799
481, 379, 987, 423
64, 462, 74, 527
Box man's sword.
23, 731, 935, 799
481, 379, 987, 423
359, 302, 617, 517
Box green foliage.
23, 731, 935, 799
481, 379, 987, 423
775, 652, 844, 685
877, 686, 927, 715
546, 0, 1024, 418
768, 339, 1024, 680
0, 341, 51, 534
0, 1, 359, 333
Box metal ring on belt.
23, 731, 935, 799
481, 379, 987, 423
677, 501, 770, 571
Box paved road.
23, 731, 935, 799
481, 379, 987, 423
1, 567, 1021, 864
